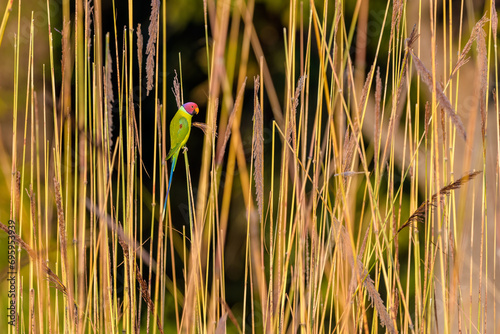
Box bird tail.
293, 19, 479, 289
161, 155, 177, 221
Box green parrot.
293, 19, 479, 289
162, 101, 199, 220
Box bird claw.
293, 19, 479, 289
182, 146, 188, 153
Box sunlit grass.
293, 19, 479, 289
1, 0, 498, 333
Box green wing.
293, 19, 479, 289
166, 114, 191, 160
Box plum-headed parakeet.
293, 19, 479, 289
162, 102, 199, 220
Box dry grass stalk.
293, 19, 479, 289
85, 0, 93, 51
156, 99, 162, 143
172, 70, 181, 109
330, 0, 342, 59
337, 224, 397, 334
358, 65, 374, 118
492, 1, 498, 39
117, 231, 163, 334
0, 221, 37, 265
398, 170, 481, 233
54, 178, 67, 266
192, 122, 213, 136
451, 14, 489, 78
252, 76, 264, 219
440, 108, 446, 141
11, 171, 21, 217
129, 90, 136, 134
0, 221, 69, 297
104, 42, 114, 148
60, 16, 72, 113
213, 98, 219, 138
476, 24, 488, 141
395, 56, 409, 109
54, 177, 77, 326
394, 0, 403, 31
287, 75, 306, 149
378, 28, 415, 171
361, 263, 397, 334
424, 101, 431, 138
374, 67, 382, 166
393, 25, 418, 115
27, 185, 36, 236
61, 18, 71, 77
86, 199, 156, 269
405, 24, 419, 49
495, 90, 499, 148
348, 228, 370, 295
332, 128, 358, 202
215, 78, 247, 166
409, 49, 467, 140
342, 130, 356, 182
388, 0, 403, 52
351, 65, 374, 147
146, 0, 160, 95
29, 289, 35, 333
137, 23, 143, 69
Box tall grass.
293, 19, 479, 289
1, 0, 498, 333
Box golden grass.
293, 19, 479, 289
1, 0, 498, 333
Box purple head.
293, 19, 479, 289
183, 102, 199, 115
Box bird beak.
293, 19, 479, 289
195, 107, 199, 115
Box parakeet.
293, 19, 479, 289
162, 102, 199, 220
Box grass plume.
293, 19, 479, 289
145, 0, 160, 95
253, 76, 264, 219
215, 78, 246, 166
409, 48, 467, 140
398, 171, 482, 233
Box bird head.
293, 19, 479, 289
183, 102, 199, 115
